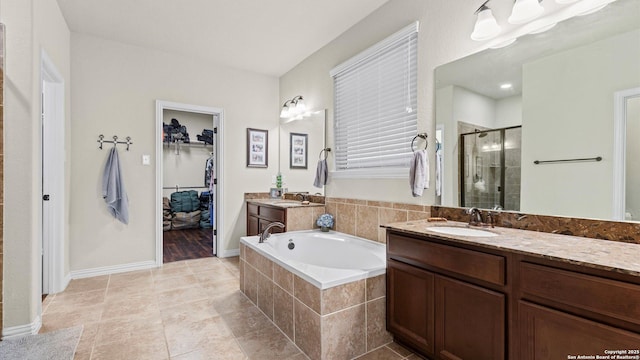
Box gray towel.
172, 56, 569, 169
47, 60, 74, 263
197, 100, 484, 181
102, 147, 129, 224
313, 159, 328, 188
409, 149, 429, 197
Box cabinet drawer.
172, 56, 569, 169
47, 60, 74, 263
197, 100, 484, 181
248, 203, 259, 216
388, 233, 505, 286
520, 262, 640, 326
259, 206, 285, 222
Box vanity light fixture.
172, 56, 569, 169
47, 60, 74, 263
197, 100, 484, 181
508, 0, 545, 24
471, 0, 502, 41
280, 95, 309, 119
500, 83, 513, 89
280, 95, 311, 121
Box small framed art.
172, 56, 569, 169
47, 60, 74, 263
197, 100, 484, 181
289, 132, 308, 169
247, 128, 268, 168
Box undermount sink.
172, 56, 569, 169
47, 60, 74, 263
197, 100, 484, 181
427, 226, 498, 237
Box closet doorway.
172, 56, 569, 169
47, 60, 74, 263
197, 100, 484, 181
155, 101, 224, 265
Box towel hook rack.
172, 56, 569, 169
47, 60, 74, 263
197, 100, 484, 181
97, 134, 133, 151
411, 133, 428, 152
319, 147, 331, 160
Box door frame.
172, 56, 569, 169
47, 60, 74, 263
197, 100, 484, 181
155, 100, 224, 265
613, 87, 640, 220
40, 49, 67, 294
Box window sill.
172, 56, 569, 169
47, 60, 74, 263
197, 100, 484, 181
330, 168, 409, 180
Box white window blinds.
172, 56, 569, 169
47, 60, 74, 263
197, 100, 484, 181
331, 22, 418, 173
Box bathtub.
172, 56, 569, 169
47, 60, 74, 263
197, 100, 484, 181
240, 229, 391, 359
240, 230, 386, 289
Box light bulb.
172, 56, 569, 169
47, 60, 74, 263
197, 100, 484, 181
508, 0, 544, 24
471, 7, 502, 41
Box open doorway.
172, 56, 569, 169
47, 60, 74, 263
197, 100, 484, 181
156, 101, 223, 265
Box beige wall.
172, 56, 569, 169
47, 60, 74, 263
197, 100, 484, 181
279, 0, 494, 205
520, 29, 640, 219
69, 32, 279, 270
0, 0, 71, 329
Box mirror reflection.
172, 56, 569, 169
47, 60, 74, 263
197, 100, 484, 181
279, 110, 326, 195
435, 0, 640, 221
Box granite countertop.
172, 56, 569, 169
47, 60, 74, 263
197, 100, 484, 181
247, 198, 325, 209
383, 220, 640, 277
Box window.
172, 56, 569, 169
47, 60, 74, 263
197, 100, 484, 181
331, 22, 418, 177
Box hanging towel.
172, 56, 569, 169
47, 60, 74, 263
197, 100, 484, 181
313, 159, 328, 188
409, 149, 429, 197
102, 147, 129, 224
435, 147, 443, 197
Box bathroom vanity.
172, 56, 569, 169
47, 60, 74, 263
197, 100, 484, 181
384, 221, 640, 360
246, 199, 325, 236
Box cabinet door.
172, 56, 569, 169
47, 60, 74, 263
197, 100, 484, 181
387, 259, 435, 355
435, 275, 505, 360
247, 215, 259, 236
519, 301, 640, 360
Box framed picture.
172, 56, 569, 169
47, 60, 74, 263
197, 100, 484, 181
247, 128, 268, 168
289, 132, 308, 169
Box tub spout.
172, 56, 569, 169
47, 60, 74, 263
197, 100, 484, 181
259, 222, 285, 243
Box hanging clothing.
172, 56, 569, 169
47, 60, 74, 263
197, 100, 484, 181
102, 147, 129, 224
205, 156, 215, 188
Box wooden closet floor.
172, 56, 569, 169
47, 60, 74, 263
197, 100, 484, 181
163, 228, 214, 263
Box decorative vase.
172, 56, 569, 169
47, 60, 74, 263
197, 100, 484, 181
321, 226, 330, 232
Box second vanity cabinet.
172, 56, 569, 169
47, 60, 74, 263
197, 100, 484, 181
386, 229, 640, 360
246, 202, 286, 236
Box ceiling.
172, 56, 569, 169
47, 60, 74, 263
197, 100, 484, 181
56, 0, 389, 77
436, 0, 640, 100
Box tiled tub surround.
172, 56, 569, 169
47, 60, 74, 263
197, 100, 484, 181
432, 205, 640, 244
239, 232, 391, 360
383, 219, 640, 277
324, 198, 431, 243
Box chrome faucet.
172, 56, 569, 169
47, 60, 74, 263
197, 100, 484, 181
295, 193, 308, 202
466, 207, 483, 226
259, 222, 285, 243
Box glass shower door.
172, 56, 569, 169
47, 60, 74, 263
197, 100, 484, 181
460, 126, 521, 211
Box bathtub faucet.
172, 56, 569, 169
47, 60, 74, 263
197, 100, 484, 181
259, 222, 285, 243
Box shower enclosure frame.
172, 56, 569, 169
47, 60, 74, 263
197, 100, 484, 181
459, 125, 521, 209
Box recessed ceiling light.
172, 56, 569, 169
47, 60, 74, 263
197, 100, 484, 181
500, 83, 513, 90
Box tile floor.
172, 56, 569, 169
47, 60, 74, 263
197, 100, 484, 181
40, 256, 421, 360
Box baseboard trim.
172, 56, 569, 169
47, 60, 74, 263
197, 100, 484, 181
219, 248, 240, 258
70, 260, 158, 279
2, 315, 42, 340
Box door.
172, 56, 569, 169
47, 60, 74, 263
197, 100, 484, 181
435, 275, 505, 360
41, 51, 66, 295
387, 259, 435, 355
519, 301, 640, 360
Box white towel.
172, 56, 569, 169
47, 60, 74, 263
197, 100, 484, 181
313, 159, 328, 188
102, 147, 129, 224
435, 148, 443, 197
409, 149, 429, 197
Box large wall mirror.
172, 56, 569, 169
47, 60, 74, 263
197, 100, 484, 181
279, 110, 326, 195
435, 0, 640, 221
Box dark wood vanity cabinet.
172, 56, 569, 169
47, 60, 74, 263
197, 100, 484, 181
386, 230, 640, 360
387, 232, 506, 360
435, 275, 505, 360
387, 259, 435, 354
246, 202, 286, 236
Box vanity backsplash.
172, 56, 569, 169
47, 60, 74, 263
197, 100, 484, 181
431, 206, 640, 245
